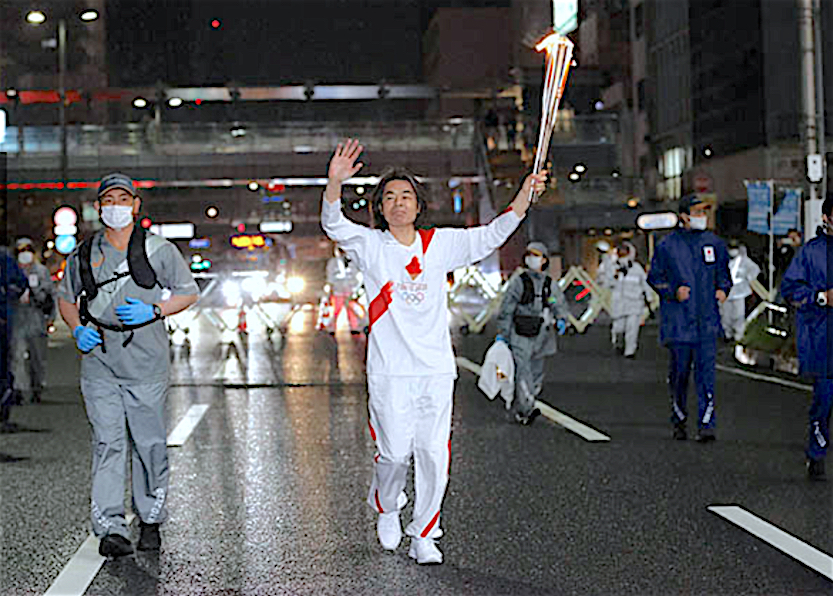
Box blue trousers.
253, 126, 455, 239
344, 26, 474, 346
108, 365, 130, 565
668, 339, 717, 430
808, 379, 833, 461
0, 318, 13, 424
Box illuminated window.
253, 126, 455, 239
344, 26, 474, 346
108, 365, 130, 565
657, 147, 685, 200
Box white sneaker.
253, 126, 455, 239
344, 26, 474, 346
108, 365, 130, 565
409, 537, 443, 565
377, 511, 402, 550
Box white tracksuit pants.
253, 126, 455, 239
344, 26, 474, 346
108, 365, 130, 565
366, 374, 454, 540
720, 298, 746, 341
612, 314, 640, 356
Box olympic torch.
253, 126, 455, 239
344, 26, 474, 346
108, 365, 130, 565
529, 32, 575, 202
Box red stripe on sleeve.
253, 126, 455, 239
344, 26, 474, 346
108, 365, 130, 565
500, 205, 513, 215
368, 420, 377, 442
420, 510, 441, 538
368, 281, 394, 332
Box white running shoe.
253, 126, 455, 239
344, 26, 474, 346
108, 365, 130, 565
409, 537, 443, 565
377, 511, 402, 550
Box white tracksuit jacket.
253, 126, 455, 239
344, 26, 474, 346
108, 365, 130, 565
321, 198, 523, 377
321, 196, 523, 540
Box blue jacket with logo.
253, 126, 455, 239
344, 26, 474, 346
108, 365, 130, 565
780, 234, 833, 378
647, 228, 732, 345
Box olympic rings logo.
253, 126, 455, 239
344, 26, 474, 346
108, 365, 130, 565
400, 290, 425, 305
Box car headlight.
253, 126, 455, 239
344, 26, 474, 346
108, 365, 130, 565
287, 276, 305, 294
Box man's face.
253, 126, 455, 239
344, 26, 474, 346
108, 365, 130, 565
95, 188, 139, 216
681, 203, 710, 228
380, 179, 420, 229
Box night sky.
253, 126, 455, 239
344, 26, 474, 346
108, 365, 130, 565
107, 0, 511, 87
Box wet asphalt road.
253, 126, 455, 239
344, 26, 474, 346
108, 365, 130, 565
0, 304, 831, 595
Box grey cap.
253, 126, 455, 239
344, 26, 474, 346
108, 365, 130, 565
526, 241, 548, 258
98, 172, 136, 197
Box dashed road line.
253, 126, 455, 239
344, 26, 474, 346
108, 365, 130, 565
455, 356, 611, 442
44, 515, 136, 596
167, 404, 210, 447
708, 505, 833, 581
716, 364, 812, 392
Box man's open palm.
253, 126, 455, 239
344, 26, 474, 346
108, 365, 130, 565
328, 138, 364, 183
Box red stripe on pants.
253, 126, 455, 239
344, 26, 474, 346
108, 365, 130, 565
375, 490, 384, 514
421, 510, 441, 538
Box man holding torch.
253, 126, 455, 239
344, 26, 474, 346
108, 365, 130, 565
321, 139, 547, 565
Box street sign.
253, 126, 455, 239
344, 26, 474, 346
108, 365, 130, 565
636, 212, 679, 231
807, 154, 823, 183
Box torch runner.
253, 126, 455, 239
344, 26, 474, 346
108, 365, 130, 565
529, 32, 575, 202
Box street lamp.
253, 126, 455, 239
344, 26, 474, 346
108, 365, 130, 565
25, 9, 99, 206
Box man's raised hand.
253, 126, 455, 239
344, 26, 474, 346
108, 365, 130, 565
328, 138, 365, 184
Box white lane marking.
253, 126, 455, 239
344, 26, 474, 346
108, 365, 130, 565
44, 514, 136, 596
716, 364, 812, 393
167, 404, 210, 447
455, 357, 611, 442
534, 400, 611, 442
708, 505, 833, 581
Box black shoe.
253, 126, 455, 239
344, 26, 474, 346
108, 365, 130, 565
672, 424, 687, 441
137, 522, 161, 551
514, 412, 528, 425
526, 408, 542, 425
695, 428, 716, 443
807, 458, 826, 481
624, 353, 636, 360
98, 534, 134, 558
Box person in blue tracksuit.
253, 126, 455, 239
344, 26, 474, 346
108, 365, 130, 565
1, 246, 29, 433
780, 195, 833, 480
647, 196, 732, 442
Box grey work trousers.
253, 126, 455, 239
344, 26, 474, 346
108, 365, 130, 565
11, 330, 47, 397
81, 378, 169, 539
512, 346, 545, 417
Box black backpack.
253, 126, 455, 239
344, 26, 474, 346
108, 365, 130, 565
77, 226, 159, 346
513, 272, 553, 337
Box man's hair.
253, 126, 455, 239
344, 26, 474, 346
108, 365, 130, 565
370, 167, 427, 231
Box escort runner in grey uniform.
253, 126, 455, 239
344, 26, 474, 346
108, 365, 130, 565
496, 242, 569, 425
11, 238, 56, 403
58, 173, 198, 558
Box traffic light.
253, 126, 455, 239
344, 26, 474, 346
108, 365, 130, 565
53, 206, 78, 255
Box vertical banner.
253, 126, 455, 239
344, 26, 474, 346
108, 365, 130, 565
746, 180, 772, 234
772, 188, 802, 236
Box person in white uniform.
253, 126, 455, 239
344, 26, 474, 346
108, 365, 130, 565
720, 241, 760, 342
321, 138, 546, 565
325, 246, 362, 334
609, 242, 652, 358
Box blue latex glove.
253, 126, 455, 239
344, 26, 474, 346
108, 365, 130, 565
556, 319, 567, 336
495, 334, 508, 343
73, 326, 102, 353
115, 297, 156, 326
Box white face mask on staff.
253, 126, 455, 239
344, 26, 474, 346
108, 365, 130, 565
525, 255, 544, 271
17, 251, 34, 265
101, 205, 135, 230
689, 215, 708, 231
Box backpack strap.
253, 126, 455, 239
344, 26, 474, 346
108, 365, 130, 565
519, 272, 535, 305
128, 226, 159, 289
78, 236, 98, 301
543, 276, 552, 304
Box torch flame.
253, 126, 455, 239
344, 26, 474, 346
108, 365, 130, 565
529, 32, 575, 203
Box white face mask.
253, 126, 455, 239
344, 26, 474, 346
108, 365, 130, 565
689, 215, 708, 230
101, 205, 135, 229
17, 251, 34, 265
525, 255, 544, 271
729, 249, 740, 258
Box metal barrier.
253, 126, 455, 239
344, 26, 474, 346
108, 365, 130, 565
447, 264, 660, 335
